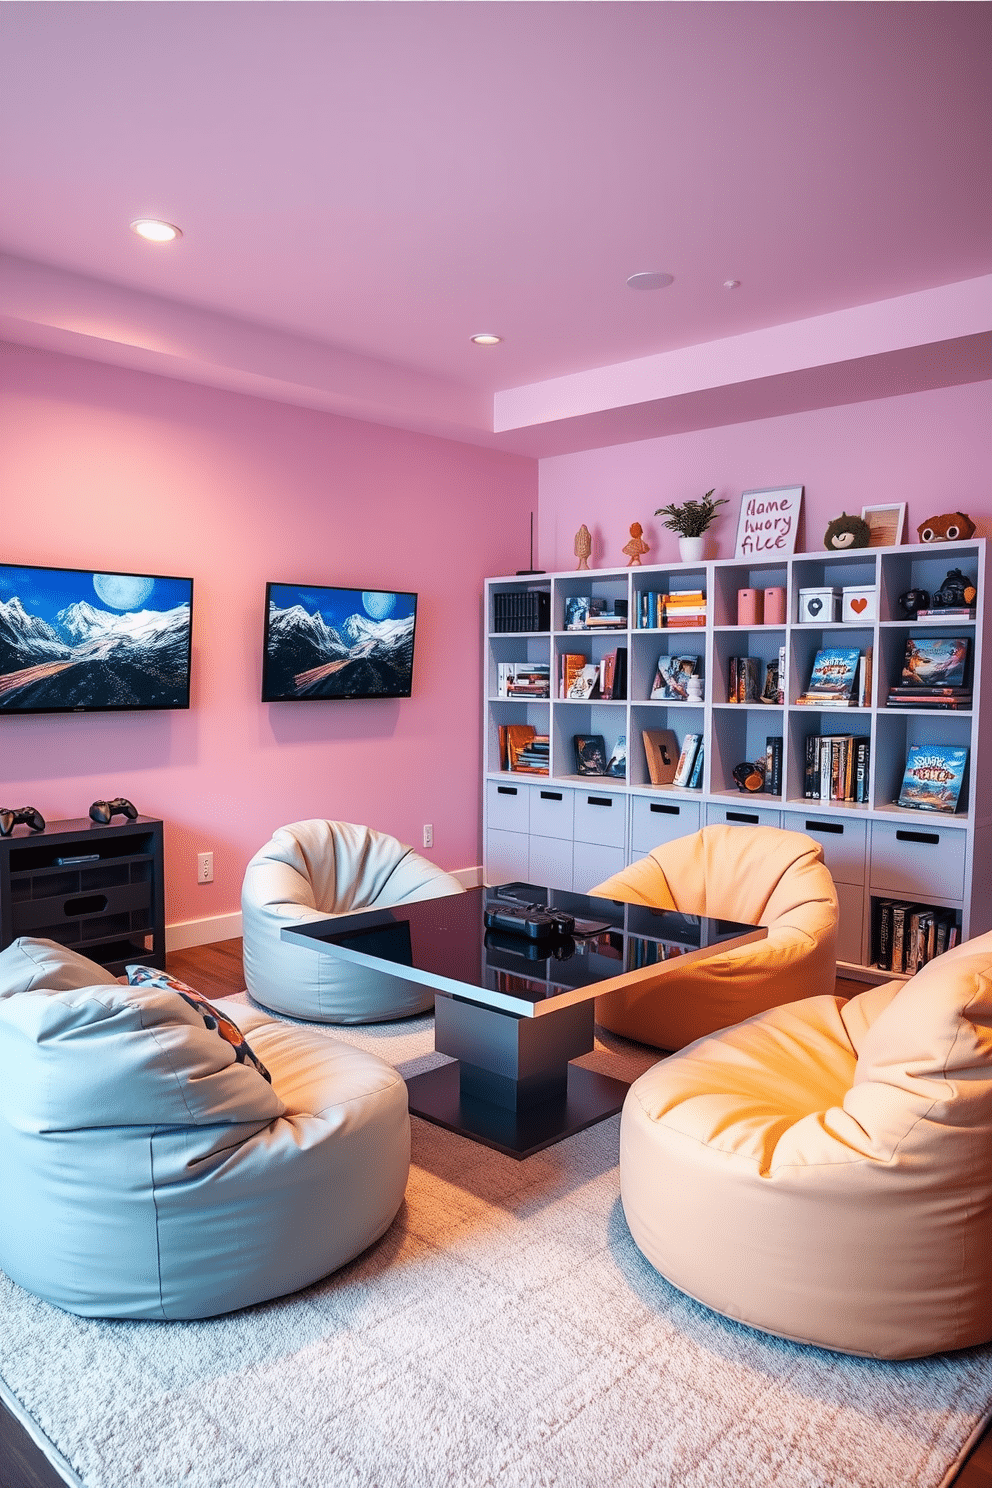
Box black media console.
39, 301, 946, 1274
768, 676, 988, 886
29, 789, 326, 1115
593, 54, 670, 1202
0, 816, 165, 974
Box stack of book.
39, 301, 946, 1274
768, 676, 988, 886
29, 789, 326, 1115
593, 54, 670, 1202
635, 591, 665, 629
633, 589, 707, 628
498, 724, 549, 774
874, 898, 959, 974
727, 656, 761, 703
492, 591, 550, 633
662, 590, 707, 628
564, 596, 628, 630
795, 647, 870, 707
561, 648, 628, 699
496, 662, 550, 698
886, 635, 971, 709
673, 733, 704, 789
598, 647, 627, 699
803, 734, 870, 802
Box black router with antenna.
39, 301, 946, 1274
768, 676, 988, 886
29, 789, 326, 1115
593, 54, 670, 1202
516, 513, 545, 575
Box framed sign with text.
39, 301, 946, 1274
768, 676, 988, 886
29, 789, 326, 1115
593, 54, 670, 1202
735, 485, 804, 558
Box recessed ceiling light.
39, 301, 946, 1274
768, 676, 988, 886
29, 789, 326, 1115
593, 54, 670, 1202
130, 219, 183, 243
471, 333, 502, 346
626, 271, 674, 291
723, 279, 741, 290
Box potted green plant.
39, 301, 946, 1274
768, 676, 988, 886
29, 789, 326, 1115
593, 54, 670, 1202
655, 489, 729, 561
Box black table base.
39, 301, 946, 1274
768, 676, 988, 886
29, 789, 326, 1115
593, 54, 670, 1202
405, 1060, 629, 1159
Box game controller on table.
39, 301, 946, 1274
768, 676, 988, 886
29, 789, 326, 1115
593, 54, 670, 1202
0, 806, 46, 837
89, 797, 139, 824
484, 902, 576, 940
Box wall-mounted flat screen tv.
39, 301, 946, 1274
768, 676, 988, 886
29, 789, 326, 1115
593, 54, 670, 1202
0, 563, 193, 713
262, 583, 417, 701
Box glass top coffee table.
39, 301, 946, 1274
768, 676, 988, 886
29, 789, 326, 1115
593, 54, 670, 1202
283, 883, 766, 1158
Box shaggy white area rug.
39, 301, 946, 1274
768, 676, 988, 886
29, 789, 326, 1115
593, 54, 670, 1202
1, 1008, 991, 1488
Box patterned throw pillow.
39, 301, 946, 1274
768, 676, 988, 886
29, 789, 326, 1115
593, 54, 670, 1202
126, 966, 272, 1083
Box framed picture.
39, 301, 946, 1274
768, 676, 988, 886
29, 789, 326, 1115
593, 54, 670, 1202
861, 503, 907, 548
735, 486, 803, 558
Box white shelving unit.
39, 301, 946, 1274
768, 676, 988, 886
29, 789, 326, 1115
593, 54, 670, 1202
483, 540, 991, 976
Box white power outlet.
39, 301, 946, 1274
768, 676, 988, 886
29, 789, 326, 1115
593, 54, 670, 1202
422, 824, 433, 849
197, 851, 214, 884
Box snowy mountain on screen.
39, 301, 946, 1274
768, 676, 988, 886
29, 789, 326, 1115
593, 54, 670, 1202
265, 603, 414, 698
0, 596, 192, 709
0, 596, 70, 663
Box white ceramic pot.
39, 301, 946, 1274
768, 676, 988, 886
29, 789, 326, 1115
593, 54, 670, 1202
678, 535, 707, 562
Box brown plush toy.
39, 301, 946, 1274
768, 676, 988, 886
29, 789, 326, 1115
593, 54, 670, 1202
917, 513, 976, 543
824, 513, 871, 550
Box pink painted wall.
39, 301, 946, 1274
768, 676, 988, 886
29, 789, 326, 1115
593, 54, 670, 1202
537, 381, 992, 572
0, 344, 537, 926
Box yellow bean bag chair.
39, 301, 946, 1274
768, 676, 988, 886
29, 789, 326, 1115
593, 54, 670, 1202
591, 824, 838, 1050
621, 928, 992, 1358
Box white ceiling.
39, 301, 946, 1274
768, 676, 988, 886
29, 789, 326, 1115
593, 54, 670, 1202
2, 2, 990, 454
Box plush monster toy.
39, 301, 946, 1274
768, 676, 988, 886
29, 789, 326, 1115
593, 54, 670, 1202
917, 512, 976, 543
824, 513, 871, 550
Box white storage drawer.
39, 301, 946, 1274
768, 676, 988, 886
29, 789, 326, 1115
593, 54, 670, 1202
705, 802, 782, 831
528, 834, 573, 892
530, 785, 574, 840
486, 778, 530, 833
782, 811, 867, 884
573, 788, 627, 848
870, 820, 966, 900
630, 795, 701, 854
485, 828, 530, 885
573, 840, 625, 894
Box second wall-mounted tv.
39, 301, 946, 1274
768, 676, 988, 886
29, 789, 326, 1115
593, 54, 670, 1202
0, 563, 194, 713
262, 583, 417, 701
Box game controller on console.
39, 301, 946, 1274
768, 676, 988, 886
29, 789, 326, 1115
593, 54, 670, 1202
89, 797, 139, 824
0, 806, 46, 836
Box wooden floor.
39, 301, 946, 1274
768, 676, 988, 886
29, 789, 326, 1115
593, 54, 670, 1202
2, 942, 990, 1488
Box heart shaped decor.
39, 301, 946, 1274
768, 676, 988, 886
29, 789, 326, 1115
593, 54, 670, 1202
851, 597, 867, 614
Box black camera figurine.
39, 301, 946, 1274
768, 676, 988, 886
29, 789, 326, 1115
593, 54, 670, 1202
897, 588, 929, 620
0, 805, 46, 837
89, 797, 139, 825
932, 568, 977, 610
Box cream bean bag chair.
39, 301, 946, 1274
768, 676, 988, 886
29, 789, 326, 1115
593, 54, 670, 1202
591, 824, 838, 1050
242, 820, 464, 1023
0, 937, 409, 1320
621, 928, 992, 1359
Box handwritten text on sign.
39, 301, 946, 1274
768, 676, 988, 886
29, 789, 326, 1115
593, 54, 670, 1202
735, 485, 803, 557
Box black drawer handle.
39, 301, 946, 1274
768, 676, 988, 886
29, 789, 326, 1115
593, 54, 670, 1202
650, 803, 681, 816
64, 893, 108, 916
587, 796, 613, 808
539, 791, 563, 801
726, 811, 759, 824
896, 829, 940, 846
806, 820, 843, 835
497, 786, 518, 796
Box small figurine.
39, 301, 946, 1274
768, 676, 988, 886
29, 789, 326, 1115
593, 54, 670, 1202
932, 568, 978, 609
733, 760, 765, 793
573, 524, 592, 570
622, 522, 650, 567
917, 512, 976, 543
824, 513, 871, 550
898, 588, 930, 620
